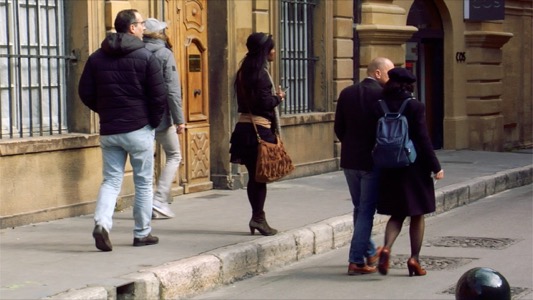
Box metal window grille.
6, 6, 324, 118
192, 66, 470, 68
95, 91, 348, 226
279, 0, 317, 114
0, 0, 69, 139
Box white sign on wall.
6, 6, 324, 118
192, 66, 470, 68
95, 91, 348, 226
464, 0, 505, 21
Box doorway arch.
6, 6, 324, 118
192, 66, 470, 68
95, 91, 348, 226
406, 0, 444, 149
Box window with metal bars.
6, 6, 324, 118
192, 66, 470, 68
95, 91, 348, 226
279, 0, 317, 115
0, 0, 69, 139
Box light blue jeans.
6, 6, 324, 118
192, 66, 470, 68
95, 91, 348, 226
154, 126, 182, 204
344, 168, 380, 264
94, 125, 155, 238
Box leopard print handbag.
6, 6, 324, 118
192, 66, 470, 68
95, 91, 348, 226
255, 135, 294, 183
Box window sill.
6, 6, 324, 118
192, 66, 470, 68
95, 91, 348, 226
0, 133, 100, 156
280, 112, 335, 127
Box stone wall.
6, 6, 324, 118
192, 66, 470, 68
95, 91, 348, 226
1, 0, 531, 228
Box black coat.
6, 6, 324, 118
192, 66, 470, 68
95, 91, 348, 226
78, 33, 168, 135
334, 78, 383, 171
236, 68, 281, 122
376, 91, 442, 216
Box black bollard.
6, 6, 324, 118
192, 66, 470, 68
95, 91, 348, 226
455, 267, 511, 300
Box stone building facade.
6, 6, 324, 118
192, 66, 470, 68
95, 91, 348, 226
0, 0, 531, 228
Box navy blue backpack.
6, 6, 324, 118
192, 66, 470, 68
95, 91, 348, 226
372, 98, 417, 168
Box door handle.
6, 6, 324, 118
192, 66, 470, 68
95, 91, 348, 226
194, 89, 201, 97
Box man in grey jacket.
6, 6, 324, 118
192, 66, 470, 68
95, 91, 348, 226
143, 18, 185, 219
78, 9, 167, 251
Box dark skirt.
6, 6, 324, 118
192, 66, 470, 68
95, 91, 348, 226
229, 122, 277, 165
376, 161, 436, 217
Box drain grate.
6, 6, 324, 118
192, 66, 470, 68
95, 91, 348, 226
389, 254, 477, 271
441, 285, 532, 299
427, 236, 520, 249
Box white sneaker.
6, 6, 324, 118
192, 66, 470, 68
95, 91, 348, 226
152, 201, 175, 219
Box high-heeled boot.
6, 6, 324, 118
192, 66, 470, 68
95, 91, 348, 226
249, 212, 278, 236
407, 257, 427, 276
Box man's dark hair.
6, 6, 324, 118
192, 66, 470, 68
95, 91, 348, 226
114, 9, 138, 33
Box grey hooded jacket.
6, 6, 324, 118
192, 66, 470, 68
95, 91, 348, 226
143, 37, 185, 131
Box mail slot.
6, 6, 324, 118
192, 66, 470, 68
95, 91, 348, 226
189, 54, 201, 72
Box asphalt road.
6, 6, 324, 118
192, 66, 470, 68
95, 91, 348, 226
193, 184, 533, 300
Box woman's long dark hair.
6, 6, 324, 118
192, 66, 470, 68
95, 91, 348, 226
383, 80, 414, 99
235, 33, 275, 98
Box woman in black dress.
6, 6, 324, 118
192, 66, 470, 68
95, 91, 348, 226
229, 32, 285, 236
376, 68, 444, 276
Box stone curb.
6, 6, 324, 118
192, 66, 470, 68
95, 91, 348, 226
44, 165, 533, 300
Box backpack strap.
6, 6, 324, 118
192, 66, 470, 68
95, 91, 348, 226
398, 97, 413, 114
378, 100, 390, 114
380, 97, 414, 115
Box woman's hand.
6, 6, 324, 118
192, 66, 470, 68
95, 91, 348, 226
276, 85, 285, 101
434, 169, 444, 180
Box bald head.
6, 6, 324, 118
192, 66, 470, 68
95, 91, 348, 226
366, 57, 395, 86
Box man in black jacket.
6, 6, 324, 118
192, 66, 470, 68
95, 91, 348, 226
78, 9, 167, 252
334, 57, 394, 274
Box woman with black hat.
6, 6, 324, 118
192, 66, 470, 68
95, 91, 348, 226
229, 32, 285, 236
376, 67, 445, 276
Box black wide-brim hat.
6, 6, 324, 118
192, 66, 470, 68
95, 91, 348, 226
388, 67, 416, 84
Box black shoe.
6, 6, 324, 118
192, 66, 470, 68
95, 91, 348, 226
92, 225, 112, 252
249, 212, 278, 236
249, 219, 278, 236
133, 234, 159, 247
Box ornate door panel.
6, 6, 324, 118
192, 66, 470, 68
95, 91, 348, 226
164, 0, 212, 194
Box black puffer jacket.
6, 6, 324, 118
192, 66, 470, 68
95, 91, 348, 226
78, 33, 167, 135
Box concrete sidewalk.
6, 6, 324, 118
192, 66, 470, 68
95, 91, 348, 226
0, 150, 531, 300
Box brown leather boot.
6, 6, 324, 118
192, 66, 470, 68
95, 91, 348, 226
249, 212, 278, 236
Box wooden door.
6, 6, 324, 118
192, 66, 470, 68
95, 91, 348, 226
164, 0, 212, 194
